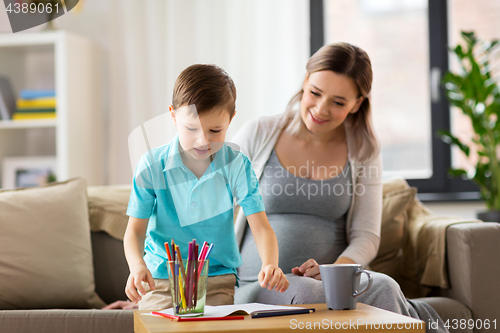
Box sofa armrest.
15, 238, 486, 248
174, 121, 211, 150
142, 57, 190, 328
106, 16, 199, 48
440, 222, 500, 332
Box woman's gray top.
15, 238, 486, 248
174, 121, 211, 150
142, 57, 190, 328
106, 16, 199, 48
238, 149, 352, 283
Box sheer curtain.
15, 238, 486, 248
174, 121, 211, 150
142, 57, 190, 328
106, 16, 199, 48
107, 0, 309, 184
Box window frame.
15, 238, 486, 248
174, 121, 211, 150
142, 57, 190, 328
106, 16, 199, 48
310, 0, 481, 202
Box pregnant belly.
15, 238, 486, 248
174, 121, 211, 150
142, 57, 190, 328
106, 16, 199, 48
239, 213, 348, 282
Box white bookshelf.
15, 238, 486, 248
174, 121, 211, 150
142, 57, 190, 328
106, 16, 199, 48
0, 31, 104, 187
0, 119, 57, 129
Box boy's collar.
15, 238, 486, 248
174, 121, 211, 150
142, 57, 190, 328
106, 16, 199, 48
164, 135, 184, 171
209, 143, 227, 173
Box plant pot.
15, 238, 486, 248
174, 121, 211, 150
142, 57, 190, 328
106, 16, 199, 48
477, 210, 500, 223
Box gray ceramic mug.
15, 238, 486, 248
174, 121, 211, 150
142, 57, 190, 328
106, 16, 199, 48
319, 264, 373, 310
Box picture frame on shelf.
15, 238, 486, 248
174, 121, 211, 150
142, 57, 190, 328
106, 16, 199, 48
2, 156, 57, 189
0, 76, 16, 120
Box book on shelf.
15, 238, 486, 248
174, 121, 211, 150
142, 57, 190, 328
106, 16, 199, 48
12, 91, 57, 121
13, 112, 56, 120
17, 97, 56, 109
14, 108, 56, 114
0, 76, 16, 120
19, 89, 56, 100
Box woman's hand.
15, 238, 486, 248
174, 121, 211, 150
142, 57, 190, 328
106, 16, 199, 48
102, 300, 138, 310
125, 264, 155, 303
292, 257, 357, 280
291, 259, 321, 280
258, 264, 289, 293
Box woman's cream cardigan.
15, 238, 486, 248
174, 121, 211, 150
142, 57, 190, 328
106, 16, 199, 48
231, 113, 383, 267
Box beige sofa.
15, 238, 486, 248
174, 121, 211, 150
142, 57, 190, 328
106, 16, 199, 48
0, 178, 498, 333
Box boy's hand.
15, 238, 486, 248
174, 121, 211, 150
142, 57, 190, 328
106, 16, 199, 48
125, 264, 155, 303
258, 265, 289, 293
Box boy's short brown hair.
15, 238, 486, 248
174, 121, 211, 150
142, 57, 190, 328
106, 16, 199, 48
172, 64, 236, 117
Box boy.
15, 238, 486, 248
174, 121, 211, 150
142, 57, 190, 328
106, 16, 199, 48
124, 64, 289, 310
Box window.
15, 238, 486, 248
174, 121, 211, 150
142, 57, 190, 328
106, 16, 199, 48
448, 0, 500, 173
323, 0, 431, 180
310, 0, 499, 198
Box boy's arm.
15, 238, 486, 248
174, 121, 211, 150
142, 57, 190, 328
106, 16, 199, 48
124, 216, 155, 303
246, 211, 289, 293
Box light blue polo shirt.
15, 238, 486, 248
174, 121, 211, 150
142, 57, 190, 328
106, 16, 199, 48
127, 135, 265, 280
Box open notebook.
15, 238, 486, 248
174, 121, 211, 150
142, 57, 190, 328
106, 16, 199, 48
150, 303, 315, 320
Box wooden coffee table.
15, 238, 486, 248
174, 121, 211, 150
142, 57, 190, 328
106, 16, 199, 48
134, 303, 425, 332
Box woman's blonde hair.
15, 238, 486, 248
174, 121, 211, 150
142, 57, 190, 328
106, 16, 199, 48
285, 42, 379, 162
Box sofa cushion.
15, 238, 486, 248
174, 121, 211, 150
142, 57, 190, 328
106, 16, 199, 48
0, 178, 105, 310
88, 185, 131, 240
369, 179, 416, 278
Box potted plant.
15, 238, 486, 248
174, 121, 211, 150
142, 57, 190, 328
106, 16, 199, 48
439, 31, 500, 222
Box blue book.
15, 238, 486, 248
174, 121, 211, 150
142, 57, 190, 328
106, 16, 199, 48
19, 90, 56, 100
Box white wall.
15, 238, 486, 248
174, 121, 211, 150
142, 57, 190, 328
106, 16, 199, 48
0, 2, 490, 217
0, 0, 310, 184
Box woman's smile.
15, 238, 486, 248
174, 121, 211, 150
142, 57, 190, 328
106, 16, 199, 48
309, 110, 329, 124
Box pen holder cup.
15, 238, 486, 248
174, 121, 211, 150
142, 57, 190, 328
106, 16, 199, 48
167, 259, 209, 316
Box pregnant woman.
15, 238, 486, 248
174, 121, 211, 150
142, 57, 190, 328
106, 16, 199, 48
231, 42, 447, 333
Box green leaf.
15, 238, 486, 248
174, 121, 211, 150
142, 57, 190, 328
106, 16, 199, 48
473, 163, 488, 189
469, 62, 487, 101
442, 71, 463, 86
471, 137, 481, 145
454, 45, 465, 59
462, 31, 477, 47
448, 168, 468, 179
472, 119, 488, 137
438, 130, 470, 156
484, 83, 495, 99
442, 31, 500, 209
477, 150, 489, 158
487, 40, 499, 51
